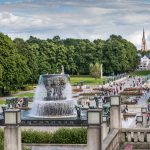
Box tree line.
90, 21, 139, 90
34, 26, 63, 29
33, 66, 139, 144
0, 33, 138, 95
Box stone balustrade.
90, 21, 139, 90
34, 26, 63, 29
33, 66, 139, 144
121, 128, 150, 149
102, 129, 120, 150
121, 128, 150, 142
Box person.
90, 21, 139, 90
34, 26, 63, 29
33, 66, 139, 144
125, 104, 128, 112
94, 94, 99, 108
75, 106, 81, 119
122, 104, 128, 113
148, 104, 150, 111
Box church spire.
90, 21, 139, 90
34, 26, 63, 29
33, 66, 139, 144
141, 28, 147, 51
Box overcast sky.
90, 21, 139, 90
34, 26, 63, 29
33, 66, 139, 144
0, 0, 150, 49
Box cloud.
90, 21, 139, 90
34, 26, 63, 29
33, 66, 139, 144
0, 0, 150, 49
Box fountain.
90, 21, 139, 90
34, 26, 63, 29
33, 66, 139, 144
30, 74, 77, 118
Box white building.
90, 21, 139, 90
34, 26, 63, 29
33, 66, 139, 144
139, 55, 150, 70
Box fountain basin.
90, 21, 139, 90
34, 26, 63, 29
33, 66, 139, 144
31, 99, 76, 117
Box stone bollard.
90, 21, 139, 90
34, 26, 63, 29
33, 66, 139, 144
4, 109, 22, 150
141, 107, 147, 127
87, 109, 102, 150
110, 96, 121, 129
102, 116, 109, 140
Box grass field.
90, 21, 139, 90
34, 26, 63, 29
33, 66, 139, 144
0, 100, 5, 105
70, 76, 105, 85
13, 92, 34, 98
128, 70, 150, 76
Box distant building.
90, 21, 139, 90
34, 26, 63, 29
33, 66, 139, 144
141, 28, 148, 51
139, 55, 150, 70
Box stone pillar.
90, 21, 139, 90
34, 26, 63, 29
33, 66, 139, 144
143, 113, 147, 127
141, 107, 147, 127
110, 106, 121, 129
87, 109, 102, 150
102, 122, 108, 140
87, 126, 102, 150
4, 126, 21, 150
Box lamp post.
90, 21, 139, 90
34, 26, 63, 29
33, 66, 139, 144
136, 115, 143, 127
4, 109, 22, 150
87, 109, 102, 150
110, 96, 121, 130
141, 107, 147, 127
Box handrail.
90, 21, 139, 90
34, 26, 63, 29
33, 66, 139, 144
102, 129, 120, 150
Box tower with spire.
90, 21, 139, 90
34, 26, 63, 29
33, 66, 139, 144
141, 28, 148, 51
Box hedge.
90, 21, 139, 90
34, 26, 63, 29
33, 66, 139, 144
0, 128, 87, 149
22, 128, 87, 144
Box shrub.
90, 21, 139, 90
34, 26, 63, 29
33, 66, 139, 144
24, 86, 34, 91
0, 128, 87, 147
0, 129, 4, 150
52, 128, 87, 144
22, 128, 87, 144
22, 130, 53, 143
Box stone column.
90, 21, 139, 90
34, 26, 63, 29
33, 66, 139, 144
87, 109, 102, 150
141, 107, 147, 127
102, 122, 108, 140
110, 106, 121, 129
87, 126, 102, 150
143, 113, 147, 127
4, 126, 21, 150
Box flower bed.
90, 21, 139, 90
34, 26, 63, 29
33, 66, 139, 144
124, 88, 145, 91
120, 91, 143, 96
93, 88, 111, 92
72, 89, 83, 92
79, 92, 100, 96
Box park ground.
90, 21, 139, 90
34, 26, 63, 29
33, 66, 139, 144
0, 70, 150, 104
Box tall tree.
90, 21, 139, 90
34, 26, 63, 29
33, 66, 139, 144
0, 33, 30, 95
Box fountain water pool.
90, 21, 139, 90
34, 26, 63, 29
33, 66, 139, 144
30, 74, 77, 118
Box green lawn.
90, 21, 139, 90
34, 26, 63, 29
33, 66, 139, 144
70, 76, 105, 85
13, 92, 34, 98
129, 70, 150, 76
0, 100, 5, 105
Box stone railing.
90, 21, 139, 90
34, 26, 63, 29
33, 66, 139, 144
121, 128, 150, 149
21, 119, 88, 126
0, 119, 88, 126
102, 129, 120, 150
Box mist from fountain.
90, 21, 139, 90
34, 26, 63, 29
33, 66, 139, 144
30, 74, 77, 118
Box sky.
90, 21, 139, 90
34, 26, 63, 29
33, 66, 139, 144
0, 0, 150, 49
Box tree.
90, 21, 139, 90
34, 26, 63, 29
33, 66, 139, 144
0, 33, 30, 95
66, 46, 76, 74
89, 62, 101, 79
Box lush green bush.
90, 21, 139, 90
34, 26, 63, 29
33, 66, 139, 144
52, 128, 87, 144
22, 130, 53, 143
0, 129, 4, 150
23, 86, 34, 91
0, 127, 87, 149
22, 128, 87, 144
129, 70, 150, 76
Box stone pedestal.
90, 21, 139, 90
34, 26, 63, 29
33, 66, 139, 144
87, 126, 102, 150
4, 126, 22, 150
143, 113, 147, 127
110, 106, 121, 129
102, 123, 108, 140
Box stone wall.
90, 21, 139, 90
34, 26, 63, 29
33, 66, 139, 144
23, 144, 87, 150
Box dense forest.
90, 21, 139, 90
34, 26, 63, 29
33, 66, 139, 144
0, 32, 138, 94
